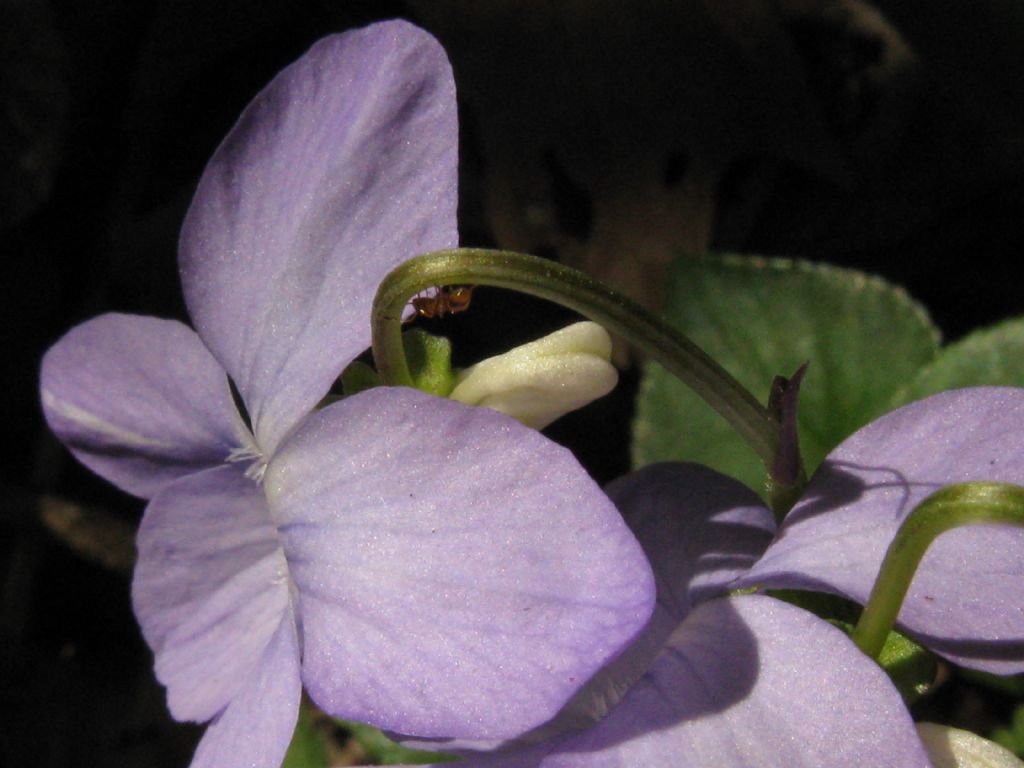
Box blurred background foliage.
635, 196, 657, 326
2, 1, 1024, 765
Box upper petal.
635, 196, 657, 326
263, 387, 655, 740
741, 387, 1024, 673
40, 313, 247, 498
132, 465, 291, 722
189, 610, 302, 768
448, 597, 932, 768
179, 20, 458, 455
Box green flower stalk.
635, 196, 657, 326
373, 248, 786, 482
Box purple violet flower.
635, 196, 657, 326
418, 387, 1024, 766
736, 386, 1024, 674
39, 20, 654, 768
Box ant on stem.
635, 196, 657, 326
408, 285, 475, 320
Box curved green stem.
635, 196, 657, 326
372, 248, 779, 469
851, 482, 1024, 659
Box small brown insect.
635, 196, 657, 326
409, 285, 475, 320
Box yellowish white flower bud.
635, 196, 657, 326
917, 722, 1024, 768
449, 321, 618, 429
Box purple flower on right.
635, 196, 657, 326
417, 387, 1024, 767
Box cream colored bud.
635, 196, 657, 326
449, 321, 618, 429
917, 723, 1024, 768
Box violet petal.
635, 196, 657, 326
607, 462, 776, 620
132, 465, 291, 721
179, 20, 458, 455
740, 387, 1024, 674
189, 611, 301, 768
534, 463, 775, 734
263, 387, 655, 740
450, 597, 932, 767
40, 313, 247, 498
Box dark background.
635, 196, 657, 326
3, 1, 1024, 765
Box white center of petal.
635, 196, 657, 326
43, 390, 174, 449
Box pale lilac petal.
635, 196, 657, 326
741, 387, 1024, 674
180, 20, 458, 454
132, 465, 291, 721
263, 387, 655, 740
190, 611, 301, 768
40, 313, 248, 498
451, 597, 932, 768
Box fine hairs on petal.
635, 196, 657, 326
226, 445, 268, 483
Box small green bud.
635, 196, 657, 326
404, 328, 456, 397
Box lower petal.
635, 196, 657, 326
452, 596, 932, 767
264, 387, 655, 740
132, 465, 291, 721
189, 611, 302, 768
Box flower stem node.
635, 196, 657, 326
449, 321, 618, 430
766, 363, 809, 519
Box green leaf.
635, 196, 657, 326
341, 720, 455, 765
633, 255, 940, 495
992, 703, 1024, 758
281, 703, 328, 768
891, 316, 1024, 407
